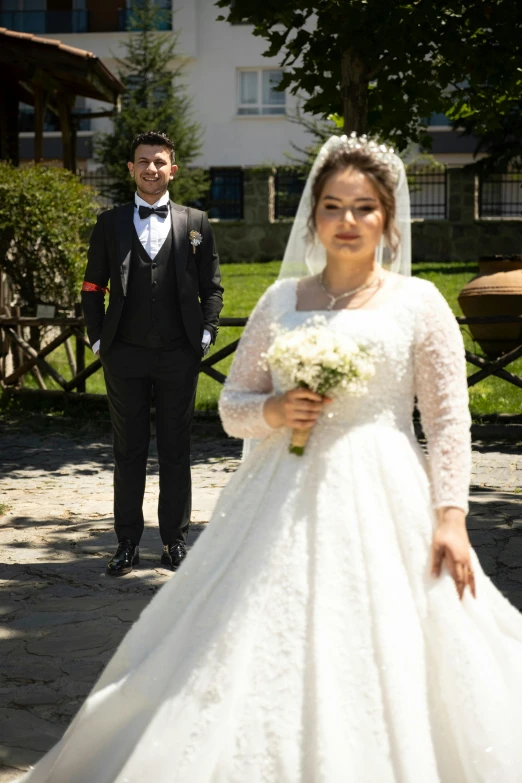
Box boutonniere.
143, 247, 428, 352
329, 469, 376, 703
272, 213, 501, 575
189, 230, 203, 255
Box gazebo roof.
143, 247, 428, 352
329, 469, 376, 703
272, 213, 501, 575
0, 27, 124, 106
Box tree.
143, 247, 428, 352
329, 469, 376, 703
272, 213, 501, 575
441, 3, 522, 171
0, 163, 98, 313
216, 0, 522, 155
96, 1, 208, 204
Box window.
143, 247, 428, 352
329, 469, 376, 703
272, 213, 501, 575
238, 69, 285, 116
207, 169, 243, 220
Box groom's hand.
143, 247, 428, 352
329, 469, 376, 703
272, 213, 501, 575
263, 388, 331, 430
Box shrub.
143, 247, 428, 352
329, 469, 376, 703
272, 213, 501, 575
0, 162, 99, 313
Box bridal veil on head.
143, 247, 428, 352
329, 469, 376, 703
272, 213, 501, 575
277, 133, 412, 282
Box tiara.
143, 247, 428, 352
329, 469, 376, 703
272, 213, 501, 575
323, 132, 401, 182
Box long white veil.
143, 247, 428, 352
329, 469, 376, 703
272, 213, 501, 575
278, 134, 411, 281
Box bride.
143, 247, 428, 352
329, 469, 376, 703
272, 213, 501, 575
20, 136, 522, 783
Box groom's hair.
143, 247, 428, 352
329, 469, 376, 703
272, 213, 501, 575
131, 131, 176, 164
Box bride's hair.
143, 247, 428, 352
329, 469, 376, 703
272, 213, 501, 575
308, 146, 401, 260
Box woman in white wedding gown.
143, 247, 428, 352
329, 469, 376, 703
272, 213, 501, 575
21, 136, 522, 783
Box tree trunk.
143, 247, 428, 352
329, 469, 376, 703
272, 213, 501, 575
341, 50, 369, 135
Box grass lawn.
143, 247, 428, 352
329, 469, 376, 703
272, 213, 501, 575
413, 261, 522, 418
20, 259, 522, 417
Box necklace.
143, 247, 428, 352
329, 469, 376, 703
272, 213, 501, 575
319, 270, 382, 311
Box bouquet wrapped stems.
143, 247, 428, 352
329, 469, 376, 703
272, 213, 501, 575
289, 427, 312, 456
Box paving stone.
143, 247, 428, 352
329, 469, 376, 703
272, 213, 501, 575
10, 611, 99, 630
0, 707, 62, 753
60, 659, 104, 680
3, 423, 522, 777
10, 688, 62, 707
467, 515, 507, 530
504, 568, 522, 584
499, 537, 522, 568
0, 661, 63, 684
103, 597, 151, 623
469, 530, 501, 547
0, 603, 20, 619
26, 623, 126, 658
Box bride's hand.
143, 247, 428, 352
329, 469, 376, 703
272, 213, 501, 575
431, 508, 476, 600
263, 388, 331, 430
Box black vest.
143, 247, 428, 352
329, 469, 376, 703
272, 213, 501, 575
118, 226, 185, 348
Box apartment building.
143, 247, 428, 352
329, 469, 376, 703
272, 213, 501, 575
2, 0, 316, 170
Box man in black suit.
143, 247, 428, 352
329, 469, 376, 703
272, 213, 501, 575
82, 131, 223, 576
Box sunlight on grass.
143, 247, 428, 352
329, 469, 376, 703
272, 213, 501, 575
413, 261, 522, 418
23, 259, 522, 416
196, 262, 281, 410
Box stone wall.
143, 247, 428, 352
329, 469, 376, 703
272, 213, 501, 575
211, 167, 522, 264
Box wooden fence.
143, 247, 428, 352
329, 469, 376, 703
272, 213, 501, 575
0, 309, 248, 397
1, 311, 522, 399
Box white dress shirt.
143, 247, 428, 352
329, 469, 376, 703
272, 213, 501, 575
134, 191, 171, 259
91, 192, 211, 354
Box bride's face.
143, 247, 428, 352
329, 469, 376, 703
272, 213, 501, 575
314, 168, 385, 262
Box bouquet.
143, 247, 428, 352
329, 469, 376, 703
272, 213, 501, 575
264, 317, 375, 455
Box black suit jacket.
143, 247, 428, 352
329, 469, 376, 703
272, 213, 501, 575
81, 200, 223, 357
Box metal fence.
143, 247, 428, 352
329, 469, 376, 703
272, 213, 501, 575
479, 171, 522, 218
274, 169, 306, 219
274, 166, 448, 220
206, 168, 244, 220
80, 165, 452, 221
78, 170, 117, 209
78, 168, 245, 219
408, 166, 447, 219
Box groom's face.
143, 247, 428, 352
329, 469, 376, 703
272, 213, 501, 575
128, 145, 178, 202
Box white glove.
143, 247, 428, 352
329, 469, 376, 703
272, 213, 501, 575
201, 329, 212, 356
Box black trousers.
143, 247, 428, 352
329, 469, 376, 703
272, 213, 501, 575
102, 339, 200, 546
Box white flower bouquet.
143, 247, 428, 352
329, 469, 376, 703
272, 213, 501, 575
265, 316, 375, 455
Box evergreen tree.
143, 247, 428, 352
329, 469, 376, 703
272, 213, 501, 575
96, 1, 207, 205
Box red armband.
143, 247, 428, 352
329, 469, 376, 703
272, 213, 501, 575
82, 281, 109, 294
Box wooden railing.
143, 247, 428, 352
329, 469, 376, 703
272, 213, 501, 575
1, 312, 522, 396
0, 310, 248, 395
456, 315, 522, 390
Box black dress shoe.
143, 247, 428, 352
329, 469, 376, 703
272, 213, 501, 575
160, 542, 187, 571
107, 538, 139, 576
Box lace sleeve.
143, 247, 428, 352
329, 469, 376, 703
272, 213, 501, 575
413, 281, 471, 513
218, 285, 279, 440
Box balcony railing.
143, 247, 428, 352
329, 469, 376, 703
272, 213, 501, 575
0, 10, 88, 33
0, 8, 171, 34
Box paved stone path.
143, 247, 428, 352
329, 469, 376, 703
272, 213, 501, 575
0, 420, 521, 781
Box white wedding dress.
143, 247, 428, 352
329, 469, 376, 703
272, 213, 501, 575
21, 276, 522, 783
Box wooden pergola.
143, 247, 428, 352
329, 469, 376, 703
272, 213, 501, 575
0, 27, 124, 170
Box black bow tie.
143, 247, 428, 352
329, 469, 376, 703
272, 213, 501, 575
138, 204, 169, 220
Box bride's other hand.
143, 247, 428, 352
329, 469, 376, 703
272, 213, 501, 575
431, 507, 476, 600
263, 388, 331, 430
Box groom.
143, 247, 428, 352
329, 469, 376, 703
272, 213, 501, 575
82, 131, 223, 576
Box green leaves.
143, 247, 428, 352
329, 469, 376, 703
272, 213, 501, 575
0, 163, 99, 311
215, 0, 522, 158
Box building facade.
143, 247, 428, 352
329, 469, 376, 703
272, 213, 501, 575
3, 0, 486, 170
4, 0, 315, 169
